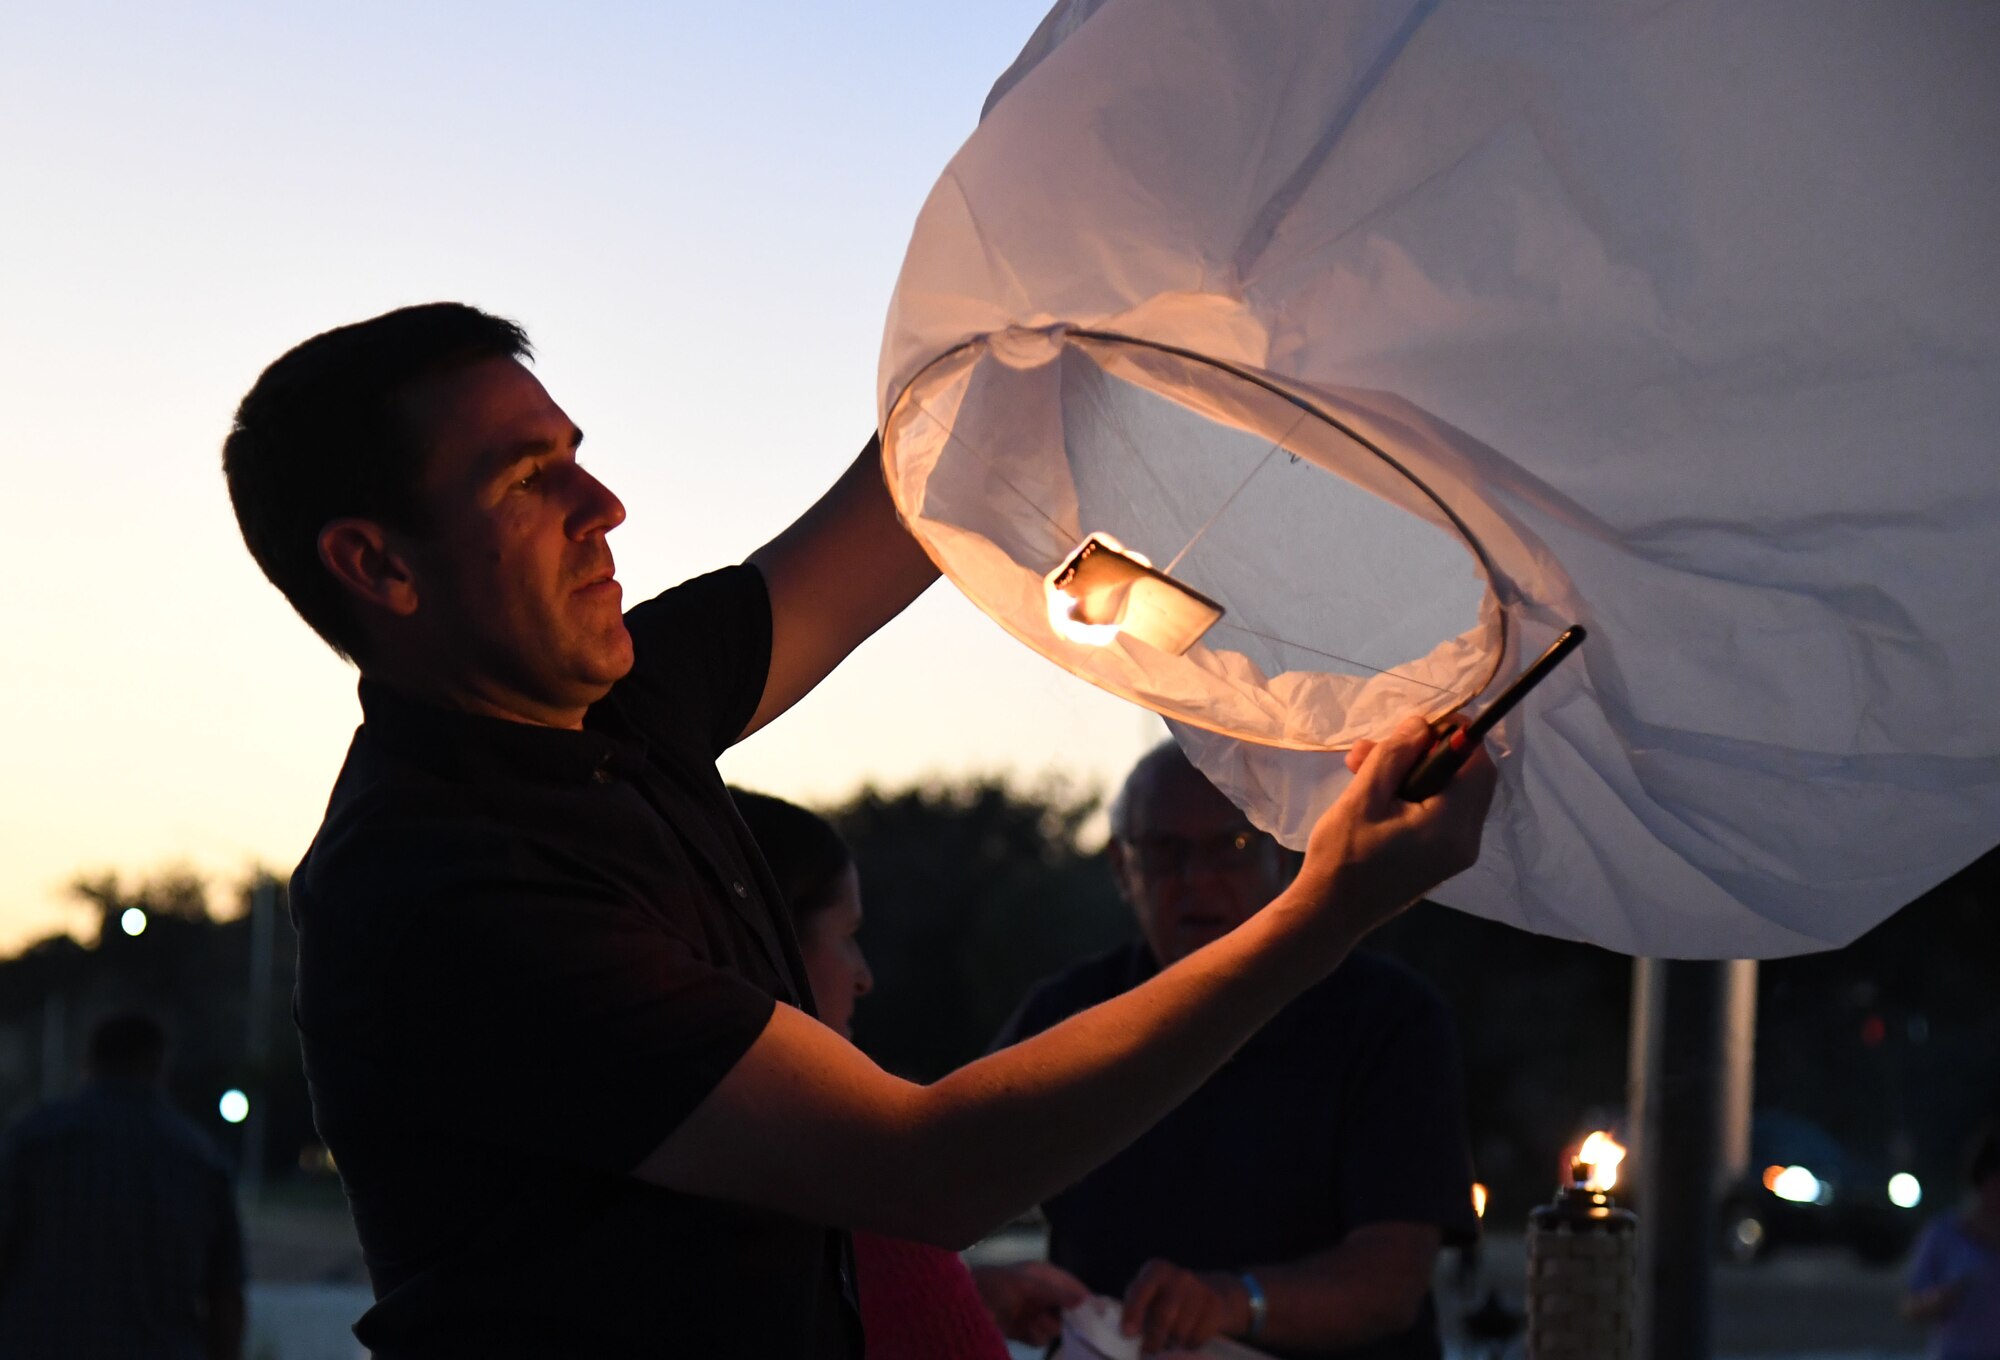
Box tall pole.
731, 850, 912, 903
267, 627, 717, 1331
1719, 960, 1758, 1189
1628, 957, 1755, 1360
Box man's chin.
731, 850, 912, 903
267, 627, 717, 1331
588, 626, 636, 687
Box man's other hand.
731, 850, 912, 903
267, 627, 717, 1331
1120, 1258, 1246, 1354
971, 1260, 1088, 1346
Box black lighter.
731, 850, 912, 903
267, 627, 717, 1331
1397, 625, 1587, 802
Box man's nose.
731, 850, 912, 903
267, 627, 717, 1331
565, 466, 627, 538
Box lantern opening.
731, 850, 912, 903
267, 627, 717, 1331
884, 329, 1502, 751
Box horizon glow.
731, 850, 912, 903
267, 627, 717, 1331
0, 2, 1169, 955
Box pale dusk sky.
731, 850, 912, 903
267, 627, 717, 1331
0, 1, 1165, 952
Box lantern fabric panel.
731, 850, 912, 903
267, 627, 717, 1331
880, 0, 2000, 957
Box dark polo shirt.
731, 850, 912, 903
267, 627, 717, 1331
995, 944, 1477, 1360
292, 565, 860, 1358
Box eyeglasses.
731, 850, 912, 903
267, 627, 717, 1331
1120, 829, 1264, 878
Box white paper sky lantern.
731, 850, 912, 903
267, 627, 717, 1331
879, 0, 2000, 957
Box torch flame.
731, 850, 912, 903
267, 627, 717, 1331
1472, 1182, 1489, 1219
1578, 1130, 1627, 1192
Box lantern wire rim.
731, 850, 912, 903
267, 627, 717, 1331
881, 326, 1511, 747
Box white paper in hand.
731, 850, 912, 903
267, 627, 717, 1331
1051, 1295, 1278, 1360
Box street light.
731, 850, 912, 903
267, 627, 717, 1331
218, 1089, 250, 1125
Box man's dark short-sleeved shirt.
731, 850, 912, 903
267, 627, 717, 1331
292, 565, 860, 1358
0, 1082, 244, 1360
995, 943, 1477, 1360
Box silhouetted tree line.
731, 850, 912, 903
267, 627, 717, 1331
0, 785, 1992, 1221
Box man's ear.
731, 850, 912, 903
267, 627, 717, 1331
318, 518, 421, 619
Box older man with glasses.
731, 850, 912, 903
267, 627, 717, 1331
984, 742, 1480, 1360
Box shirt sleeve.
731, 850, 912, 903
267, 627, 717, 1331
615, 565, 774, 757
332, 818, 780, 1177
1335, 987, 1481, 1245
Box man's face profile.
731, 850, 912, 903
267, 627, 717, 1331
1112, 756, 1288, 967
386, 356, 635, 716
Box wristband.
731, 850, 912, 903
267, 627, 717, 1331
1238, 1272, 1268, 1341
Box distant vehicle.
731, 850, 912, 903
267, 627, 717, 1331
1718, 1111, 1923, 1266
1560, 1111, 1924, 1266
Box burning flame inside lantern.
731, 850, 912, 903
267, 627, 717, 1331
1044, 533, 1225, 655
1044, 534, 1141, 647
1577, 1130, 1627, 1192
1472, 1182, 1489, 1219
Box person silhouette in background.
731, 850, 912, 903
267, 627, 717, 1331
1903, 1120, 2000, 1360
730, 788, 1090, 1357
0, 1013, 246, 1360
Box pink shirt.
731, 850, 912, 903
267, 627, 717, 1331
852, 1232, 1010, 1360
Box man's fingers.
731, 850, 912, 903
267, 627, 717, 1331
1351, 715, 1439, 804
1159, 1289, 1216, 1353
1143, 1290, 1181, 1355
1141, 1273, 1219, 1355
1345, 737, 1376, 774
1122, 1263, 1166, 1337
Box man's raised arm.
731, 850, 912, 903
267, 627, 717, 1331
635, 720, 1495, 1247
740, 433, 939, 739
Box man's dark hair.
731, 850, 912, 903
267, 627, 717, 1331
222, 302, 532, 661
86, 1012, 168, 1082
730, 789, 854, 925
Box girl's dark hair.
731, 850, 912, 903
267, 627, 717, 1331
731, 789, 852, 924
222, 302, 532, 662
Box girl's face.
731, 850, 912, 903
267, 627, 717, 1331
797, 864, 873, 1039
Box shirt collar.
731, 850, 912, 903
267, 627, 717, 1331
358, 678, 646, 786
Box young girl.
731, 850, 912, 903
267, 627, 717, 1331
731, 790, 1084, 1359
